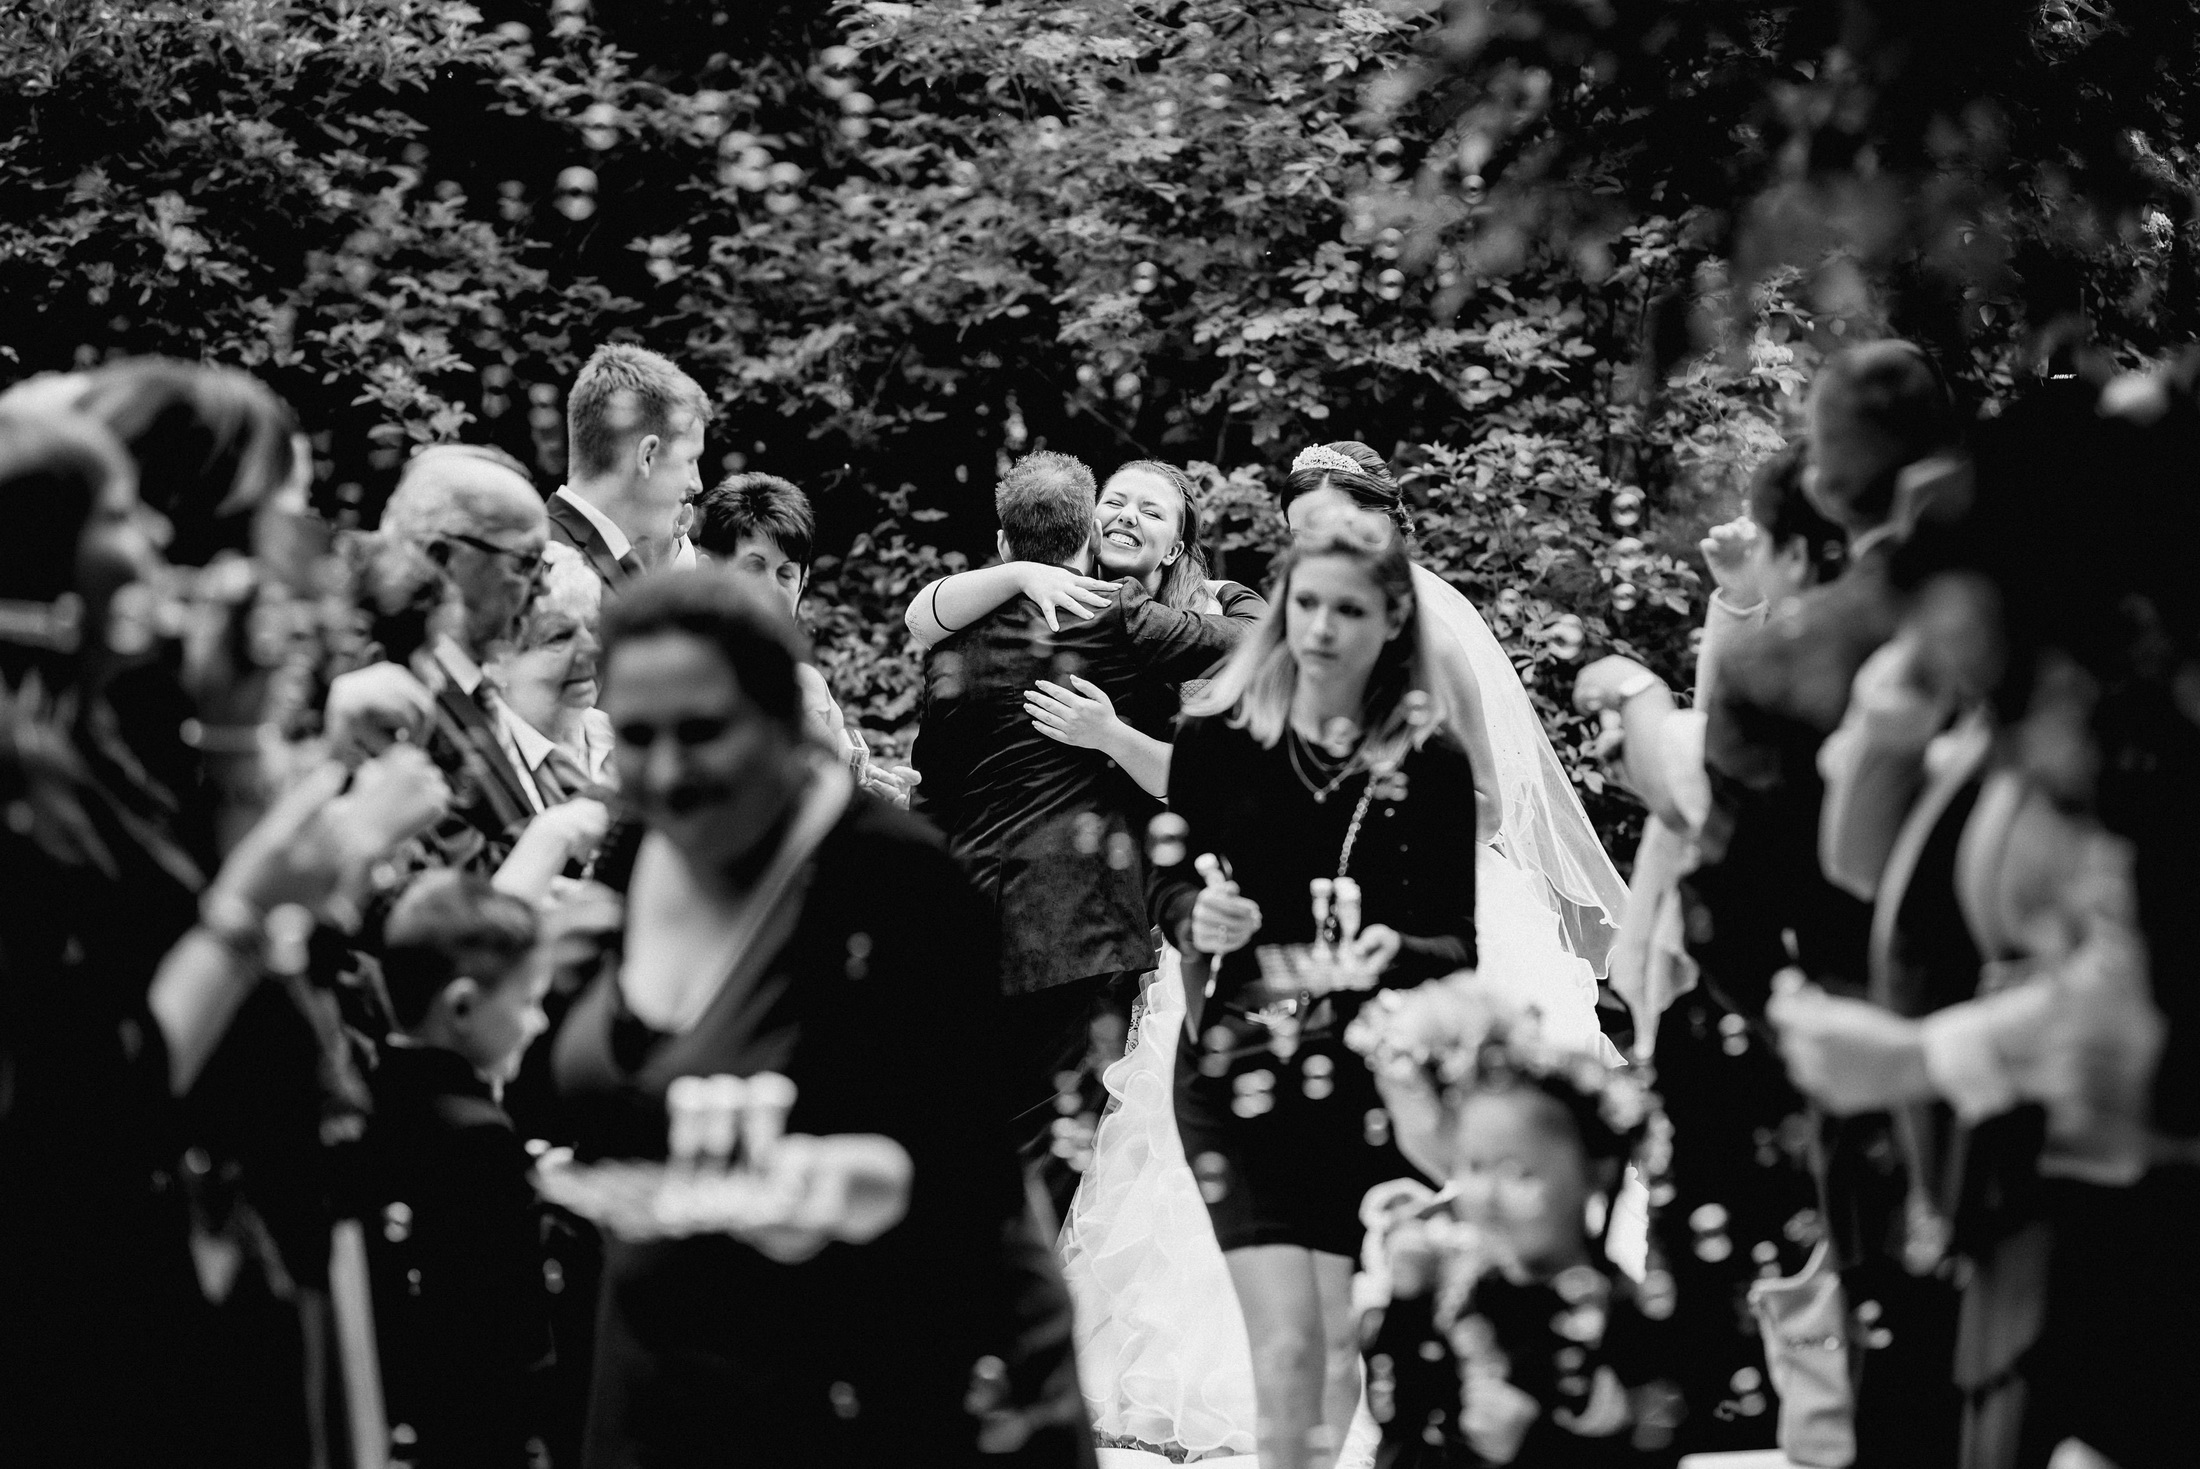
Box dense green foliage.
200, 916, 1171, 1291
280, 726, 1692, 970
4, 1, 2194, 854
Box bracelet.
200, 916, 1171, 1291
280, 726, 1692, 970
197, 887, 267, 959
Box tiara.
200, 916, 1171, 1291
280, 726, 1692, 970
1291, 445, 1365, 478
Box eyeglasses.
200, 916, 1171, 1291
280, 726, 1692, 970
443, 532, 547, 580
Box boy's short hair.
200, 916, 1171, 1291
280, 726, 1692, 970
695, 473, 816, 569
565, 344, 711, 480
995, 450, 1095, 565
379, 871, 540, 1032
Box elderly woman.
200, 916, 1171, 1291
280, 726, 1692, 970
495, 540, 615, 790
552, 568, 1091, 1468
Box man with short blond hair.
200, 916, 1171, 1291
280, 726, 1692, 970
551, 343, 711, 587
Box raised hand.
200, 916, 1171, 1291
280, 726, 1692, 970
1766, 970, 1933, 1115
1014, 563, 1118, 632
1700, 516, 1765, 608
1025, 674, 1121, 751
323, 660, 435, 760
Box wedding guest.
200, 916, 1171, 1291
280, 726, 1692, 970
1569, 441, 1847, 1453
1683, 340, 1967, 1467
551, 569, 1091, 1466
909, 451, 1254, 1219
364, 870, 556, 1469
496, 540, 616, 789
1151, 501, 1485, 1469
380, 444, 590, 871
552, 344, 711, 587
694, 470, 917, 800
0, 404, 450, 1466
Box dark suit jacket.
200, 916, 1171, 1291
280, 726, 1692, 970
911, 578, 1255, 995
546, 490, 635, 594
363, 1045, 552, 1469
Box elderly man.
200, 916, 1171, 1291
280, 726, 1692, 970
377, 444, 602, 873
549, 344, 711, 590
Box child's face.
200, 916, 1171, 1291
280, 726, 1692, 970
457, 947, 553, 1084
1453, 1085, 1596, 1278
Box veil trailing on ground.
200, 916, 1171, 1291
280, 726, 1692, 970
1409, 563, 1626, 975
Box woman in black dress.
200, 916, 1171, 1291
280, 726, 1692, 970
553, 569, 1092, 1469
1149, 503, 1489, 1469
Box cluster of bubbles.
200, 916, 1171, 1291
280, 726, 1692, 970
716, 133, 805, 216
814, 46, 874, 141
1607, 485, 1643, 529
480, 362, 513, 419
528, 382, 564, 473
1069, 812, 1139, 871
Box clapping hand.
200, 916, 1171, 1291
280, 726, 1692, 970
1015, 563, 1118, 632
1025, 675, 1121, 751
1700, 516, 1766, 609
323, 661, 435, 761
1766, 969, 1934, 1114
213, 746, 451, 921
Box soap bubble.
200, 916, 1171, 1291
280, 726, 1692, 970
1374, 228, 1403, 262
1609, 581, 1638, 612
1377, 269, 1406, 301
1548, 614, 1584, 661
1321, 717, 1360, 756
1105, 831, 1137, 871
1112, 371, 1141, 400
1146, 813, 1189, 867
1036, 116, 1065, 150
1402, 689, 1436, 729
1609, 486, 1643, 528
1132, 260, 1159, 294
1199, 73, 1232, 108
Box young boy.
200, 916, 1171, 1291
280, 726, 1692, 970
363, 870, 554, 1469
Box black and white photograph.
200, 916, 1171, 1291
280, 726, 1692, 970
2, 3, 2195, 1467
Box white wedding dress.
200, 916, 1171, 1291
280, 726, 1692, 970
1059, 566, 1629, 1465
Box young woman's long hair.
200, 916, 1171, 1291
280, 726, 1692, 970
1107, 459, 1213, 611
1184, 502, 1480, 766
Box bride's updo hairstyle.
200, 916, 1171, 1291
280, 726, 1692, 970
1281, 440, 1411, 535
1187, 500, 1448, 765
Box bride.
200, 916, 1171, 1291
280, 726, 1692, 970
1056, 441, 1628, 1464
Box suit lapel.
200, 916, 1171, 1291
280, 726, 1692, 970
546, 494, 630, 592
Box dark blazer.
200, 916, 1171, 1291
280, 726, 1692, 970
910, 577, 1255, 995
547, 490, 637, 594
364, 1044, 553, 1469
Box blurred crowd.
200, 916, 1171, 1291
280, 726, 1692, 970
0, 329, 2194, 1469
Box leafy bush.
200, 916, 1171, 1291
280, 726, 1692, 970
4, 1, 2191, 861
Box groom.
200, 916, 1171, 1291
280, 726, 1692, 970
912, 449, 1250, 1216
